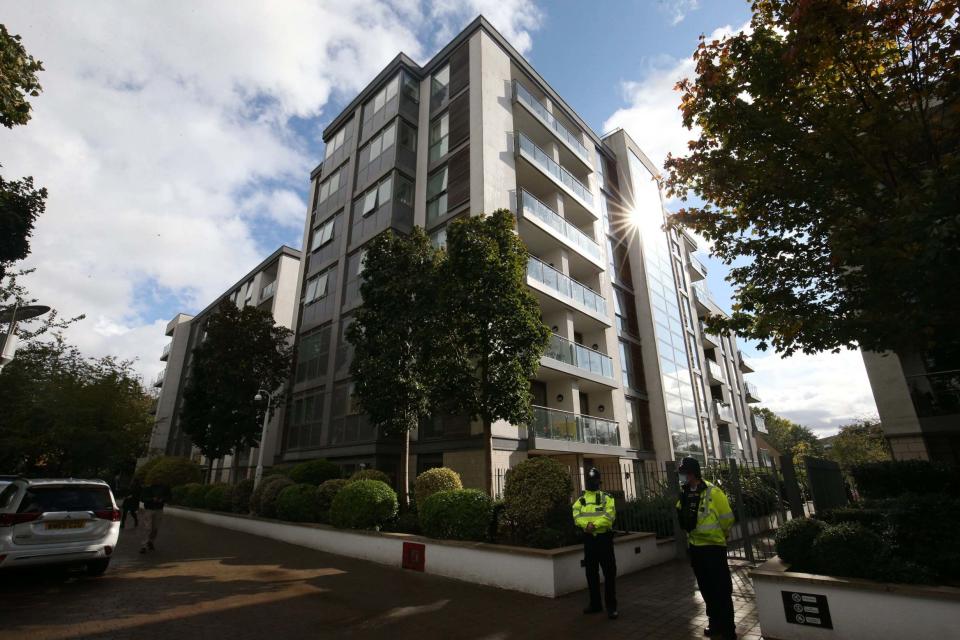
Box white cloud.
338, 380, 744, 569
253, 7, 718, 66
747, 349, 879, 436
0, 1, 543, 385
428, 0, 543, 54
659, 0, 701, 26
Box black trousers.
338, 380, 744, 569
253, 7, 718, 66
584, 532, 617, 611
121, 506, 138, 528
689, 545, 735, 636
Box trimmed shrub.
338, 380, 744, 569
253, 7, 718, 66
232, 478, 255, 514
288, 459, 341, 486
182, 483, 211, 508
276, 484, 320, 522
811, 522, 889, 579
257, 477, 295, 519
134, 457, 164, 482
143, 456, 202, 488
420, 489, 493, 541
821, 507, 886, 531
170, 483, 190, 505
330, 479, 398, 530
268, 464, 297, 478
850, 460, 960, 499
316, 479, 350, 523
775, 517, 826, 569
249, 474, 286, 515
620, 493, 676, 538
204, 484, 234, 512
502, 457, 574, 547
881, 494, 960, 583
414, 467, 462, 507
350, 469, 392, 485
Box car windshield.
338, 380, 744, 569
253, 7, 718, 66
17, 486, 112, 513
0, 484, 17, 509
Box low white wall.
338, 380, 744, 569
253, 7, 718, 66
752, 557, 960, 640
168, 507, 677, 597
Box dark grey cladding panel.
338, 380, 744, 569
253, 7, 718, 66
354, 144, 397, 196
359, 91, 407, 147
322, 117, 356, 170
399, 94, 419, 124
299, 265, 339, 332
396, 144, 416, 178
305, 211, 343, 277
314, 173, 349, 220
349, 199, 393, 253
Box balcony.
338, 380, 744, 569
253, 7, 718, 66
719, 441, 739, 460
518, 189, 602, 268
148, 398, 159, 416
513, 81, 590, 165
739, 356, 755, 374
153, 368, 166, 388
517, 132, 593, 212
160, 343, 171, 362
531, 405, 621, 447
687, 255, 707, 282
745, 381, 761, 403
706, 359, 725, 385
260, 280, 277, 301
906, 370, 960, 418
541, 333, 616, 388
713, 400, 734, 424
752, 412, 768, 434
700, 327, 721, 350
527, 256, 609, 326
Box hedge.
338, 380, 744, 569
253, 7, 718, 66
501, 457, 576, 548
620, 493, 675, 538
775, 517, 825, 568
810, 522, 888, 578
276, 484, 320, 522
330, 479, 398, 530
316, 479, 350, 523
143, 456, 202, 488
134, 457, 164, 482
350, 469, 392, 485
414, 467, 462, 507
850, 460, 960, 499
232, 478, 255, 514
257, 476, 295, 518
182, 483, 213, 508
249, 474, 286, 514
420, 489, 492, 541
288, 460, 341, 486
204, 484, 234, 512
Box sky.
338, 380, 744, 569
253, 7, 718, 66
0, 0, 878, 435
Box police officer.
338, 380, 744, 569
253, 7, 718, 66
676, 457, 737, 639
572, 467, 618, 619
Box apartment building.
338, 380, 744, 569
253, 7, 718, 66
281, 17, 763, 489
147, 246, 302, 479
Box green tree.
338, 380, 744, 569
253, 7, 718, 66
827, 419, 891, 470
1, 25, 47, 275
432, 210, 550, 494
179, 301, 293, 482
347, 229, 441, 506
753, 407, 823, 461
665, 0, 960, 358
0, 335, 153, 478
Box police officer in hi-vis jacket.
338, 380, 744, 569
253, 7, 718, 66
572, 467, 618, 620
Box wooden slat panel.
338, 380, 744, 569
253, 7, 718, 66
446, 147, 470, 210
448, 44, 469, 96
448, 92, 470, 150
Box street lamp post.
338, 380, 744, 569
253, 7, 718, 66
0, 304, 51, 372
253, 388, 273, 489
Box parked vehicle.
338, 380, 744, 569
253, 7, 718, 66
0, 478, 121, 576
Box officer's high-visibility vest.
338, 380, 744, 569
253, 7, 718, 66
675, 480, 735, 546
572, 490, 616, 535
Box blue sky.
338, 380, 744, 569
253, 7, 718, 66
1, 0, 876, 434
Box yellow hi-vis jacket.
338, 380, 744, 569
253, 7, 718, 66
675, 480, 735, 546
572, 490, 616, 535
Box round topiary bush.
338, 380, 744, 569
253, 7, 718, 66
350, 469, 392, 485
414, 467, 462, 507
181, 483, 210, 508
232, 478, 255, 514
330, 479, 398, 530
276, 483, 321, 522
288, 459, 341, 486
502, 457, 573, 546
144, 456, 202, 488
316, 479, 350, 523
249, 474, 286, 515
811, 522, 889, 579
204, 484, 234, 512
775, 517, 826, 569
135, 457, 165, 482
419, 489, 493, 541
257, 476, 295, 519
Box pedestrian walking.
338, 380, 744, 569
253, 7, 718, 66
676, 457, 737, 639
120, 478, 141, 529
572, 467, 618, 620
140, 480, 171, 554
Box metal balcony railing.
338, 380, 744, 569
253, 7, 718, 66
153, 368, 166, 388
720, 441, 738, 459
520, 190, 600, 262
527, 256, 606, 317
688, 255, 707, 281
752, 412, 768, 434
260, 280, 277, 301
531, 405, 620, 446
745, 381, 761, 402
514, 82, 589, 160
160, 343, 171, 361
906, 369, 960, 418
517, 132, 593, 207
713, 400, 734, 423
543, 333, 614, 379
707, 359, 725, 383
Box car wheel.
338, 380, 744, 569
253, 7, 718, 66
86, 559, 110, 577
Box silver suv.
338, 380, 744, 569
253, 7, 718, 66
0, 478, 121, 576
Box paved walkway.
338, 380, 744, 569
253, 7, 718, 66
0, 514, 761, 639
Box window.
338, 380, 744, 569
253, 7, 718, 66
347, 383, 361, 415
361, 188, 378, 216
364, 74, 400, 121
430, 226, 447, 250
426, 166, 448, 223
243, 279, 253, 302
429, 112, 449, 162
316, 167, 342, 207
324, 126, 346, 160
401, 71, 419, 103
304, 271, 330, 304
311, 217, 335, 252
354, 174, 395, 217
398, 119, 417, 152
356, 249, 367, 276
395, 174, 414, 207
431, 64, 449, 102
295, 326, 331, 384
595, 147, 606, 191
363, 122, 396, 166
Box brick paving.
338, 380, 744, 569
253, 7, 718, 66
0, 514, 761, 639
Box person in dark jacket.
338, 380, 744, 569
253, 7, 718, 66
140, 482, 171, 553
120, 478, 141, 529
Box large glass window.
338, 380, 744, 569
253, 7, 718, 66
395, 174, 414, 207
295, 326, 331, 384
354, 174, 395, 217
426, 166, 448, 223
429, 112, 449, 162
431, 64, 449, 102
401, 71, 419, 103
304, 271, 330, 304
316, 167, 342, 207
398, 119, 417, 152
363, 74, 400, 121
595, 147, 606, 192
362, 122, 396, 166
430, 226, 447, 250
324, 127, 346, 160
310, 217, 335, 252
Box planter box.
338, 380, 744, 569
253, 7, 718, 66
167, 506, 676, 597
752, 556, 960, 640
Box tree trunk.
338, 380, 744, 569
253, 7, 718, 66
484, 418, 494, 497
231, 446, 241, 485
400, 429, 411, 509
207, 458, 215, 484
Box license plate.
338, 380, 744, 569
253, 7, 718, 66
45, 520, 86, 530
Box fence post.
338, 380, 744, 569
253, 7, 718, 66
728, 459, 755, 563
780, 455, 805, 519
771, 462, 788, 524
664, 461, 685, 560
